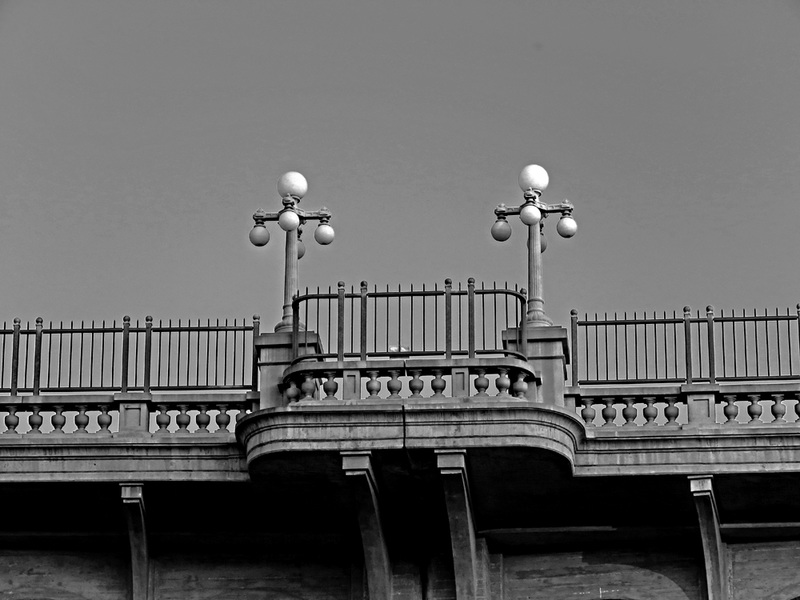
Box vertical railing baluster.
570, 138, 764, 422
327, 286, 332, 354
445, 278, 452, 360
292, 301, 300, 361
605, 312, 609, 381
422, 283, 426, 351
776, 308, 782, 375
33, 317, 43, 395
337, 282, 345, 361
433, 282, 439, 353
410, 284, 415, 352
78, 320, 85, 389
177, 318, 183, 387
614, 313, 619, 381
624, 313, 630, 380
467, 278, 475, 358
251, 315, 260, 392
121, 316, 130, 393
224, 318, 229, 386
360, 282, 368, 361
10, 318, 21, 395
683, 307, 693, 385
47, 320, 54, 389
67, 320, 74, 389
144, 316, 153, 394
100, 321, 105, 389
397, 284, 402, 353
796, 304, 800, 376
386, 284, 390, 354
570, 309, 579, 386
752, 308, 759, 378
707, 306, 716, 385
519, 288, 527, 359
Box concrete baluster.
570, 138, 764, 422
643, 397, 657, 426
601, 398, 616, 426
4, 406, 19, 434
196, 405, 210, 433
408, 371, 424, 398
75, 405, 89, 434
366, 371, 381, 399
431, 369, 446, 398
495, 368, 510, 397
51, 405, 66, 434
512, 371, 528, 399
284, 379, 300, 403
580, 398, 596, 426
770, 394, 786, 424
98, 405, 112, 433
300, 373, 316, 400
622, 397, 637, 426
176, 405, 190, 433
155, 405, 170, 434
386, 370, 402, 399
322, 372, 338, 399
723, 395, 738, 425
215, 405, 230, 432
28, 407, 43, 434
747, 394, 763, 424
473, 370, 489, 397
664, 397, 679, 426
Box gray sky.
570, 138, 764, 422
1, 0, 799, 327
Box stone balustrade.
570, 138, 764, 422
570, 382, 800, 428
0, 392, 255, 435
281, 357, 539, 402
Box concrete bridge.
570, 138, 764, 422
2, 286, 800, 600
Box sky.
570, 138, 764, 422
1, 0, 799, 328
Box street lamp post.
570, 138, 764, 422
491, 164, 577, 327
249, 171, 334, 332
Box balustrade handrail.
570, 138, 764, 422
291, 279, 528, 364
570, 305, 800, 386
0, 316, 261, 395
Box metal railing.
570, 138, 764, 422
291, 279, 528, 363
0, 316, 260, 395
570, 305, 800, 385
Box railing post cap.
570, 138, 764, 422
253, 314, 260, 321
683, 306, 691, 315
468, 277, 475, 285
338, 281, 345, 289
445, 278, 452, 286
706, 305, 714, 314
570, 308, 578, 316
13, 317, 20, 325
145, 315, 153, 323
35, 316, 43, 325
123, 315, 131, 323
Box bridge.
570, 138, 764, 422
2, 283, 800, 600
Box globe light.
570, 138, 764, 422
519, 204, 542, 226
277, 171, 308, 200
556, 215, 578, 238
314, 223, 335, 245
518, 164, 549, 193
491, 219, 512, 242
249, 225, 270, 247
540, 232, 547, 253
278, 210, 300, 232
297, 239, 306, 259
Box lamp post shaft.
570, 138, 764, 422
275, 228, 299, 332
527, 223, 552, 326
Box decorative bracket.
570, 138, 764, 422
689, 476, 727, 600
121, 483, 150, 600
342, 451, 392, 600
437, 449, 479, 600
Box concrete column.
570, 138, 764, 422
690, 476, 727, 600
342, 451, 392, 600
437, 449, 479, 600
503, 326, 569, 405
121, 483, 150, 600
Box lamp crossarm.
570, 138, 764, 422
253, 206, 333, 224
494, 199, 574, 219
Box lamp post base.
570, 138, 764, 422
526, 309, 554, 327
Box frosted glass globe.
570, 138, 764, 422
314, 224, 335, 245
520, 204, 542, 225
249, 225, 270, 247
297, 240, 306, 259
519, 164, 549, 192
277, 171, 308, 199
278, 210, 300, 231
557, 215, 577, 238
491, 220, 512, 242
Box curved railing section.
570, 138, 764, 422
291, 279, 528, 363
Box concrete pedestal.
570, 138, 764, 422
503, 326, 569, 406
